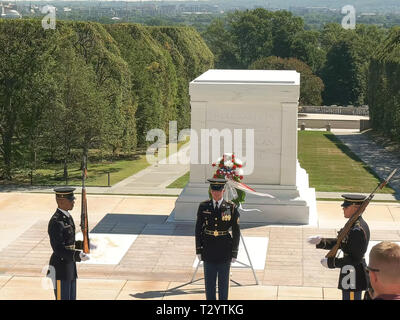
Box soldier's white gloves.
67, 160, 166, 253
320, 258, 329, 268
79, 252, 90, 261
197, 254, 202, 262
307, 236, 322, 245
231, 258, 237, 264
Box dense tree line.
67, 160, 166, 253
1, 10, 399, 181
202, 9, 389, 107
0, 19, 213, 180
368, 27, 400, 142
250, 57, 324, 106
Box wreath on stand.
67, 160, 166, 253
209, 153, 246, 207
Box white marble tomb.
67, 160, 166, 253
172, 69, 317, 225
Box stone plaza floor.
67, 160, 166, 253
0, 193, 399, 300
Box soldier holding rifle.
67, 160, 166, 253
308, 168, 397, 300
47, 187, 90, 300
308, 194, 370, 300
47, 160, 96, 300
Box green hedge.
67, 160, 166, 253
105, 24, 213, 147
150, 26, 214, 133
368, 27, 400, 141
0, 19, 214, 180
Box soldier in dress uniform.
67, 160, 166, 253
47, 187, 94, 300
308, 194, 370, 300
195, 178, 241, 300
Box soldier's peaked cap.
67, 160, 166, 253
54, 187, 76, 200
341, 194, 366, 207
207, 178, 227, 191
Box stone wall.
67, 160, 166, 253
299, 106, 369, 116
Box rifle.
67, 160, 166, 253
80, 156, 90, 254
326, 168, 398, 259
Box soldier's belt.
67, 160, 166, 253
65, 245, 75, 250
204, 229, 229, 237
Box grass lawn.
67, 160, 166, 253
5, 138, 190, 187
298, 131, 393, 193
31, 157, 151, 187
166, 131, 395, 194
166, 171, 190, 188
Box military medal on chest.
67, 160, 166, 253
221, 205, 231, 221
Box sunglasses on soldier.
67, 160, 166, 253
366, 265, 380, 272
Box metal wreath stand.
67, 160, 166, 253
190, 224, 259, 286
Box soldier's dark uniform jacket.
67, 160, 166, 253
195, 199, 240, 263
48, 209, 83, 280
317, 216, 370, 292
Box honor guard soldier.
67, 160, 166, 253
308, 194, 370, 300
47, 187, 94, 300
195, 178, 241, 300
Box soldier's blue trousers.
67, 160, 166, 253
342, 290, 362, 300
204, 261, 231, 300
53, 279, 77, 300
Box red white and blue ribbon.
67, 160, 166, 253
225, 180, 275, 212
227, 180, 275, 198
213, 153, 276, 212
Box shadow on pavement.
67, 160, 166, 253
90, 213, 290, 237
130, 280, 205, 299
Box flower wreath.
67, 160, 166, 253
210, 153, 246, 206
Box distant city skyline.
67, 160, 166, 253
5, 0, 212, 2
4, 0, 400, 16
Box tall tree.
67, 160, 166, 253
251, 56, 324, 106
320, 24, 387, 106
0, 19, 56, 180
203, 8, 323, 71
228, 9, 274, 68
201, 18, 239, 68
290, 30, 326, 73
320, 36, 363, 106
320, 23, 347, 51
270, 10, 304, 58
